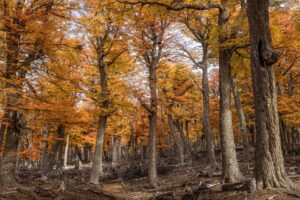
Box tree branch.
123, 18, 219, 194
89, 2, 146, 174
118, 0, 223, 11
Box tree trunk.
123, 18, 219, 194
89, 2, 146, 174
231, 76, 250, 153
117, 137, 122, 161
201, 50, 218, 168
0, 1, 22, 187
247, 0, 294, 189
219, 47, 243, 182
40, 128, 49, 172
279, 119, 288, 156
185, 120, 190, 145
218, 2, 243, 183
112, 135, 119, 168
174, 119, 192, 160
90, 43, 109, 184
168, 114, 184, 164
90, 115, 107, 184
48, 125, 65, 170
148, 64, 158, 187
63, 135, 69, 168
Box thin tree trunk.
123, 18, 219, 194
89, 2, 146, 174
40, 128, 49, 172
174, 119, 192, 160
148, 64, 158, 187
185, 120, 190, 145
168, 115, 184, 164
279, 119, 288, 156
112, 135, 118, 168
48, 125, 65, 170
247, 0, 294, 189
16, 133, 25, 174
231, 76, 250, 153
201, 50, 218, 168
63, 135, 69, 169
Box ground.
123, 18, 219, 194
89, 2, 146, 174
0, 152, 299, 200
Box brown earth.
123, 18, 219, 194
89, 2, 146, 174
0, 153, 299, 200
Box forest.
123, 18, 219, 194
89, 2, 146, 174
0, 0, 299, 199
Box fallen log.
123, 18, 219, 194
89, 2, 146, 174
221, 179, 256, 193
34, 186, 57, 198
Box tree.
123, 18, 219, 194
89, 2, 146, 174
247, 0, 295, 189
174, 12, 219, 169
127, 6, 171, 187
81, 0, 127, 184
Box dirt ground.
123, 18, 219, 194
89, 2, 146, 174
0, 153, 299, 200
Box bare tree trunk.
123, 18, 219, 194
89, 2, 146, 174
185, 120, 190, 145
218, 1, 243, 183
48, 125, 65, 170
90, 39, 109, 184
148, 64, 158, 187
201, 53, 218, 169
63, 135, 69, 169
231, 76, 250, 153
279, 119, 288, 156
117, 137, 122, 161
219, 47, 243, 182
168, 115, 184, 164
40, 128, 49, 172
90, 115, 107, 184
174, 119, 192, 160
112, 135, 119, 168
247, 0, 294, 189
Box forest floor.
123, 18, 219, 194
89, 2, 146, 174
0, 152, 299, 200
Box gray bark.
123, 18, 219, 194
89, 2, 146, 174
63, 135, 69, 168
247, 0, 294, 189
231, 76, 250, 153
90, 35, 110, 184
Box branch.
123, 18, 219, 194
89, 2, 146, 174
282, 57, 297, 76
106, 49, 127, 67
118, 0, 223, 11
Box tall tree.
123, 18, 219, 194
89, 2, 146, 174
247, 0, 295, 189
127, 7, 171, 187
81, 1, 127, 184
175, 13, 218, 169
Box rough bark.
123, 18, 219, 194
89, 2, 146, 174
247, 0, 294, 189
218, 46, 243, 182
218, 0, 243, 182
231, 76, 250, 153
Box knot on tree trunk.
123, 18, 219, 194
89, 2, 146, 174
258, 40, 280, 66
